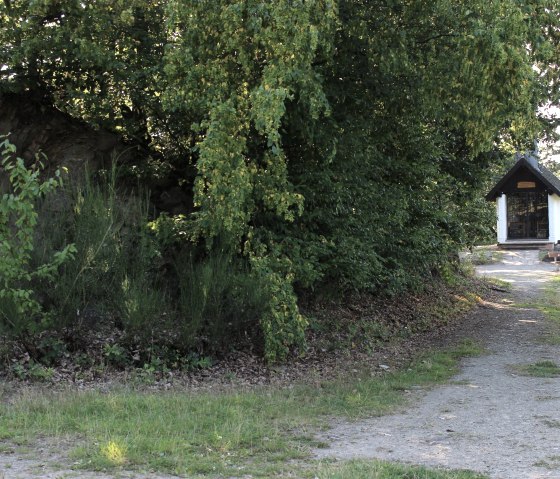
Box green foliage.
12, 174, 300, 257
9, 358, 55, 381
31, 164, 165, 335
0, 137, 76, 336
174, 249, 268, 353
249, 247, 307, 361
102, 344, 130, 369
2, 1, 560, 359
22, 163, 269, 361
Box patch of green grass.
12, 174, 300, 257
0, 341, 482, 477
484, 277, 511, 290
517, 277, 560, 344
312, 459, 488, 478
534, 455, 560, 470
514, 360, 560, 378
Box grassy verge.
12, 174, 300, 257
312, 460, 487, 478
533, 277, 560, 345
514, 360, 560, 378
0, 341, 482, 478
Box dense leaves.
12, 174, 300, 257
0, 138, 76, 335
1, 0, 559, 359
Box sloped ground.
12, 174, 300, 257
315, 250, 560, 479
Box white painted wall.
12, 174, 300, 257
496, 194, 508, 243
548, 194, 560, 244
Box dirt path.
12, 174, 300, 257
315, 250, 560, 479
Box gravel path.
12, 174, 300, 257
315, 250, 560, 478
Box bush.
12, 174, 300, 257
32, 164, 165, 332
174, 250, 268, 353
25, 162, 267, 361
0, 148, 274, 365
0, 137, 75, 338
120, 273, 174, 348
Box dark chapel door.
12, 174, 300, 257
507, 191, 549, 239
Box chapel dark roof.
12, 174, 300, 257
485, 153, 560, 201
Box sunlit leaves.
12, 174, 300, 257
1, 0, 559, 359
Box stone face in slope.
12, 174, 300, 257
0, 92, 134, 190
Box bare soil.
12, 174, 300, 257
315, 250, 560, 479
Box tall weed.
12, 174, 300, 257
32, 165, 161, 331
15, 162, 268, 363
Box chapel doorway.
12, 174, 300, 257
507, 191, 549, 239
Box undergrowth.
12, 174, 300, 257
0, 138, 488, 374
2, 152, 268, 371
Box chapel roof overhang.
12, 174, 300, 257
485, 154, 560, 201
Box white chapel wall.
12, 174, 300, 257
496, 195, 508, 243
548, 193, 560, 244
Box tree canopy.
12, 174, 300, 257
1, 0, 559, 359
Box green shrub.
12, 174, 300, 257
120, 273, 174, 347
174, 250, 268, 353
3, 150, 277, 362
32, 164, 165, 332
102, 343, 130, 368
0, 137, 76, 337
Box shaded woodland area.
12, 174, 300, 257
1, 1, 560, 371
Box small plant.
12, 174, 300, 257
9, 361, 27, 379
27, 362, 55, 381
103, 343, 130, 368
516, 360, 560, 378
184, 352, 213, 370
75, 352, 95, 369
9, 359, 54, 381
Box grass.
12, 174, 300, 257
312, 460, 488, 478
514, 360, 560, 378
0, 341, 483, 477
530, 277, 560, 344
534, 455, 560, 470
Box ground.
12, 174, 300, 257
0, 250, 559, 478
316, 250, 560, 479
